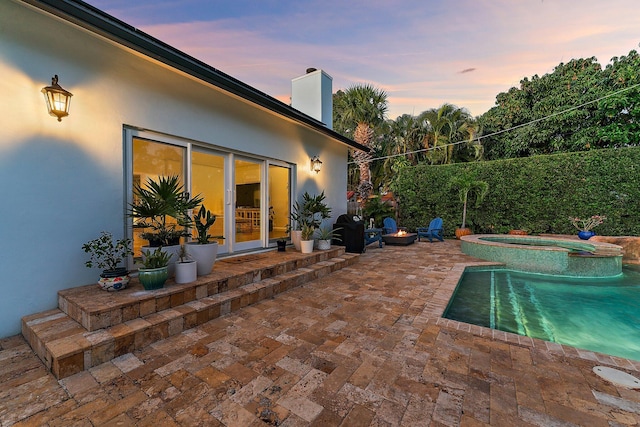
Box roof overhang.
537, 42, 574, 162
20, 0, 368, 152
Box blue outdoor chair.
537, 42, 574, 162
364, 227, 384, 250
382, 217, 406, 235
416, 217, 444, 242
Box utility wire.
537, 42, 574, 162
348, 81, 640, 165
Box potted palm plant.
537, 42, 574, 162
129, 175, 203, 275
138, 246, 171, 290
449, 172, 489, 239
82, 231, 133, 291
175, 244, 197, 284
186, 205, 220, 276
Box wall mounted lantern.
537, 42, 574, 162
310, 156, 322, 173
42, 75, 73, 122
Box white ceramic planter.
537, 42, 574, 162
175, 261, 197, 284
291, 230, 302, 251
186, 242, 218, 276
300, 239, 314, 254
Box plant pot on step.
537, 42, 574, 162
98, 267, 130, 292
455, 227, 473, 239
317, 239, 331, 250
300, 239, 314, 254
186, 242, 218, 276
175, 260, 197, 284
277, 239, 287, 252
291, 230, 302, 251
138, 266, 168, 290
141, 244, 180, 277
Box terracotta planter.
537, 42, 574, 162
455, 227, 473, 239
508, 229, 528, 235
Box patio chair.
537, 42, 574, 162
364, 227, 384, 250
416, 217, 444, 242
382, 217, 406, 234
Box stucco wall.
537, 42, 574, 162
0, 0, 348, 337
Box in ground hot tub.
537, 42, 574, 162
460, 234, 623, 277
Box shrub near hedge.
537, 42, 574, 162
392, 147, 640, 237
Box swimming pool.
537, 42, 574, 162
444, 266, 640, 361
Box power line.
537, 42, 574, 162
348, 82, 640, 165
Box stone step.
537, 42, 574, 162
57, 247, 348, 332
22, 249, 359, 379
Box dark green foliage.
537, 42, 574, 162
478, 50, 640, 160
392, 147, 640, 237
362, 196, 395, 228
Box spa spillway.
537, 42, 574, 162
460, 234, 623, 277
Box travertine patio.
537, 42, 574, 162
2, 240, 640, 426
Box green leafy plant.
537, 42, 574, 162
362, 196, 395, 228
82, 232, 132, 272
129, 175, 203, 246
193, 205, 218, 244
315, 226, 342, 241
449, 172, 489, 229
290, 191, 332, 231
300, 224, 315, 241
140, 247, 171, 269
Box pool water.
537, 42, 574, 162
444, 266, 640, 361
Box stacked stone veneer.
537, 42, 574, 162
22, 247, 359, 379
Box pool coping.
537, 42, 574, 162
426, 260, 640, 373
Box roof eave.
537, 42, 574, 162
20, 0, 368, 152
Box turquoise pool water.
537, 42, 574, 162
444, 266, 640, 361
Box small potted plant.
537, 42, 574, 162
82, 231, 133, 291
186, 205, 220, 276
570, 215, 606, 240
449, 172, 489, 239
300, 223, 315, 254
315, 226, 342, 250
129, 175, 203, 275
175, 244, 197, 284
138, 247, 171, 290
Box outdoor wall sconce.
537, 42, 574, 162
310, 156, 322, 173
42, 75, 73, 122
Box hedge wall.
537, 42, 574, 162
393, 147, 640, 237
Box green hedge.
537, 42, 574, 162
393, 147, 640, 237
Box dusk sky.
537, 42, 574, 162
85, 0, 639, 119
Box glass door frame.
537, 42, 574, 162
125, 127, 296, 257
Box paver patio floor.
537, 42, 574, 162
2, 240, 640, 426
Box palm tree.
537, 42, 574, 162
334, 84, 388, 201
419, 103, 480, 164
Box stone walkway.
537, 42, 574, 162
2, 240, 640, 426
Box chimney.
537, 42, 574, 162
291, 68, 333, 129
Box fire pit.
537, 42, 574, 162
382, 230, 417, 246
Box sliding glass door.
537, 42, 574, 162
234, 157, 262, 251
192, 150, 227, 252
128, 129, 293, 256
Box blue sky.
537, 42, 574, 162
86, 0, 639, 119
